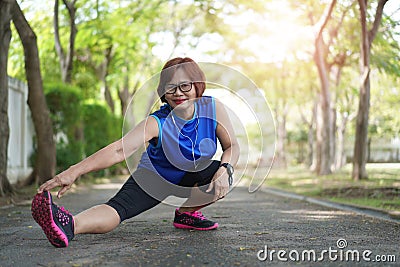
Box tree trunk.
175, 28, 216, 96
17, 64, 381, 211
99, 46, 114, 113
315, 91, 331, 175
352, 0, 388, 180
307, 118, 315, 168
335, 113, 347, 170
54, 0, 77, 84
314, 37, 332, 175
11, 1, 56, 185
0, 0, 14, 196
118, 78, 129, 117
118, 59, 153, 118
330, 103, 337, 170
352, 5, 370, 180
104, 84, 114, 113
313, 0, 337, 175
273, 102, 288, 169
331, 55, 347, 171
118, 65, 131, 117
299, 97, 317, 169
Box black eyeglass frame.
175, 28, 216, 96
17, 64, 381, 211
164, 82, 193, 94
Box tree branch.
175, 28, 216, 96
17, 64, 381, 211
53, 0, 64, 64
61, 0, 77, 83
327, 1, 355, 48
315, 0, 337, 38
369, 0, 389, 44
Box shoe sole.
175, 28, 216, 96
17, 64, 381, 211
31, 191, 69, 248
173, 222, 219, 230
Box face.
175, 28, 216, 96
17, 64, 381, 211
164, 68, 197, 110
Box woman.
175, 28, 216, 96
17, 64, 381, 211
31, 57, 240, 248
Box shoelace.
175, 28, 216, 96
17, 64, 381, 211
191, 211, 206, 220
59, 206, 71, 215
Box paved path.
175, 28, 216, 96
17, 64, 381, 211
0, 178, 399, 266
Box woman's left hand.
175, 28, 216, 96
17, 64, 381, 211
206, 167, 230, 201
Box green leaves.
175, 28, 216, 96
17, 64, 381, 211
7, 0, 400, 171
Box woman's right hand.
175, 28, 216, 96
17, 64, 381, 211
38, 167, 79, 198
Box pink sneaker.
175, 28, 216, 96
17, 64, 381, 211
173, 209, 218, 230
31, 191, 75, 247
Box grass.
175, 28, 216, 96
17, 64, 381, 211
328, 197, 400, 211
257, 163, 400, 213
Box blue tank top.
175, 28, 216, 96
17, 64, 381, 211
137, 96, 218, 184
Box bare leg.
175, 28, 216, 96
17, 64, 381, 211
178, 186, 217, 213
74, 204, 120, 234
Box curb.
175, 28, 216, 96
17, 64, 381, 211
261, 186, 400, 224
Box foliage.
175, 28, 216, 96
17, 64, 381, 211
44, 83, 123, 174
44, 82, 84, 172
369, 71, 400, 139
44, 83, 82, 133
371, 15, 400, 76
82, 102, 121, 155
287, 128, 308, 143
82, 102, 123, 176
7, 0, 400, 173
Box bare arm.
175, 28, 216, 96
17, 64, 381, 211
38, 116, 159, 197
215, 100, 240, 167
206, 99, 240, 199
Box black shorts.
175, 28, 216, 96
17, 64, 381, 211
106, 160, 221, 222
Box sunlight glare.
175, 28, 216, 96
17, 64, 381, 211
235, 1, 313, 63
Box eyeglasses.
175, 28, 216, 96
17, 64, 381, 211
165, 82, 193, 94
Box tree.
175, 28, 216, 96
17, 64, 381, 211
298, 0, 354, 175
11, 0, 56, 185
352, 0, 389, 180
73, 0, 165, 115
54, 0, 77, 84
311, 0, 337, 175
0, 0, 14, 196
335, 74, 358, 170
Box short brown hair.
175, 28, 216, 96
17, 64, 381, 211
157, 57, 206, 103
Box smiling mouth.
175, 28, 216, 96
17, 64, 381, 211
174, 99, 186, 105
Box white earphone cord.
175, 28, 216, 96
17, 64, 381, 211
171, 114, 199, 169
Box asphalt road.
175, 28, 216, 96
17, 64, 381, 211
0, 177, 399, 267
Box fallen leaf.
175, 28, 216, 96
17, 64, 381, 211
254, 232, 269, 235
